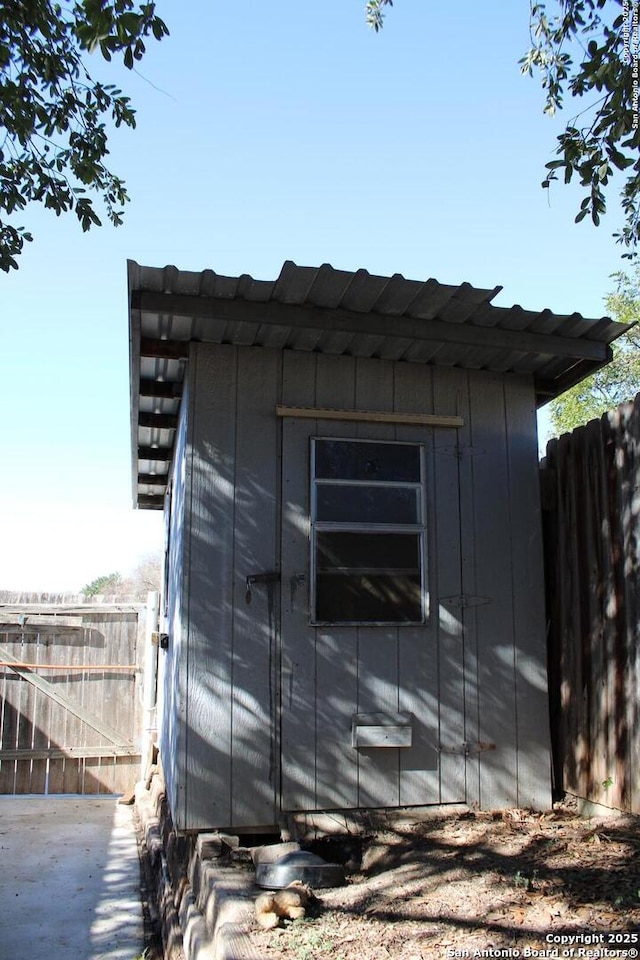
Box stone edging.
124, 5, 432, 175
134, 770, 266, 960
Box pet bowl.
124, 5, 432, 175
255, 850, 346, 889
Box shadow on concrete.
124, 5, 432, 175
0, 795, 144, 960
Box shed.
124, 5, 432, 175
128, 260, 628, 833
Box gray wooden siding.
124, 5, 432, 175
430, 365, 468, 805
158, 374, 190, 823
464, 371, 551, 809
505, 377, 552, 808
280, 354, 551, 815
168, 343, 551, 830
182, 344, 281, 830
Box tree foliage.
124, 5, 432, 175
548, 266, 640, 434
0, 0, 168, 271
367, 1, 640, 256
81, 552, 161, 600
82, 571, 122, 597
365, 0, 393, 32
521, 0, 639, 256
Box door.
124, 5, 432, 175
280, 419, 466, 813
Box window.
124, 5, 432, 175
310, 438, 427, 624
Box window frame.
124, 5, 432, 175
309, 436, 428, 626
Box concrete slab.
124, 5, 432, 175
0, 795, 144, 960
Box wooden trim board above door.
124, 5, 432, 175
276, 405, 464, 428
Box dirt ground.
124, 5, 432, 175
248, 801, 640, 960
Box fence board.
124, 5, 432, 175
0, 604, 144, 795
0, 645, 18, 793
544, 394, 640, 812
30, 634, 50, 793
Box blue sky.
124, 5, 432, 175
0, 0, 629, 591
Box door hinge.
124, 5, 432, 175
439, 741, 496, 757
289, 572, 306, 609
439, 594, 491, 609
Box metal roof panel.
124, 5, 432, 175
128, 260, 631, 509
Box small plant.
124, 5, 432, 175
514, 869, 538, 891
603, 776, 614, 790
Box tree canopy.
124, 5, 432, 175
547, 266, 640, 434
82, 552, 161, 599
367, 0, 640, 257
0, 0, 168, 271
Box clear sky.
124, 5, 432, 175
0, 0, 628, 592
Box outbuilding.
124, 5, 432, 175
128, 260, 627, 833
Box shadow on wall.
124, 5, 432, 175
170, 391, 553, 830
157, 347, 553, 831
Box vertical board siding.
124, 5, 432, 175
184, 343, 282, 829
467, 371, 519, 809
173, 343, 551, 829
159, 374, 190, 823
230, 347, 280, 826
280, 350, 319, 811
0, 612, 142, 795
393, 362, 442, 807
545, 395, 640, 812
504, 377, 552, 809
185, 344, 238, 828
0, 644, 18, 793
30, 633, 50, 793
279, 355, 488, 814
432, 366, 470, 805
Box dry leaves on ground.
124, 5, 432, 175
248, 802, 640, 960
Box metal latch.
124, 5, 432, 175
439, 594, 491, 609
245, 572, 280, 604
436, 446, 486, 459
439, 741, 496, 757
151, 632, 169, 650
289, 572, 306, 608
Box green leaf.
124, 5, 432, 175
549, 267, 640, 434
0, 0, 168, 268
522, 0, 639, 253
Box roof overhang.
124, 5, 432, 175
128, 260, 630, 510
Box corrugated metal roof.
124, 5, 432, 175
128, 260, 630, 510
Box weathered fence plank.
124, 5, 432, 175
0, 647, 136, 747
543, 394, 640, 812
0, 604, 145, 795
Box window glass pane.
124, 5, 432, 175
315, 439, 420, 483
316, 484, 419, 524
316, 531, 420, 572
315, 573, 422, 622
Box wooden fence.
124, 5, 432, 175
0, 600, 146, 795
542, 394, 640, 812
